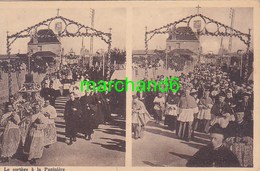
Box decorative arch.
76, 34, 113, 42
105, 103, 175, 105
6, 15, 112, 96
144, 13, 251, 79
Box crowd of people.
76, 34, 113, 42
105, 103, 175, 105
0, 63, 125, 164
0, 94, 57, 165
132, 63, 253, 167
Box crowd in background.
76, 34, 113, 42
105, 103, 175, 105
132, 63, 253, 167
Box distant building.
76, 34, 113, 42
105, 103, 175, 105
132, 50, 162, 65
65, 49, 80, 64
28, 29, 61, 56
166, 26, 200, 54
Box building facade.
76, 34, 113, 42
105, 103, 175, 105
28, 29, 61, 56
166, 26, 200, 55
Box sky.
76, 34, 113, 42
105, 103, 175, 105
0, 7, 253, 55
0, 7, 126, 55
133, 7, 253, 53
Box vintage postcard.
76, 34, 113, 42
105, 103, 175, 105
0, 1, 259, 171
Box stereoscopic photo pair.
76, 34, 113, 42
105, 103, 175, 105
0, 4, 254, 168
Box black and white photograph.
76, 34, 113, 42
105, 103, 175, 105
0, 6, 126, 166
132, 7, 253, 167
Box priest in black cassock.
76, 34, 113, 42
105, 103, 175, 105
186, 123, 240, 167
40, 82, 56, 106
79, 91, 97, 140
64, 92, 82, 145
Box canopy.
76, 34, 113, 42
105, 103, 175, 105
110, 70, 125, 80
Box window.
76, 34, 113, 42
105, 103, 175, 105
38, 46, 42, 51
168, 46, 171, 50
176, 43, 180, 49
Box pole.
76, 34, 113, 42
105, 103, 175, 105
197, 29, 201, 65
7, 31, 12, 98
102, 52, 105, 78
165, 49, 168, 77
240, 52, 243, 77
145, 26, 148, 78
243, 28, 251, 81
90, 9, 95, 68
228, 8, 235, 53
106, 28, 112, 81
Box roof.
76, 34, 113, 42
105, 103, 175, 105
0, 54, 20, 60
132, 50, 164, 56
132, 50, 164, 55
167, 26, 198, 41
32, 51, 57, 57
28, 29, 61, 44
170, 49, 196, 56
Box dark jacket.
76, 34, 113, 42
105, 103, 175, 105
186, 144, 240, 167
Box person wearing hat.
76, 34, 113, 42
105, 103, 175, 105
224, 107, 253, 167
132, 95, 152, 139
40, 82, 56, 107
235, 92, 253, 123
176, 87, 198, 142
211, 92, 233, 118
225, 107, 253, 139
186, 123, 240, 167
225, 89, 236, 110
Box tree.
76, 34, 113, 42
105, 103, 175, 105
110, 48, 126, 64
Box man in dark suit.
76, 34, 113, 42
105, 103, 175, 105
64, 92, 82, 145
186, 123, 240, 167
211, 92, 233, 117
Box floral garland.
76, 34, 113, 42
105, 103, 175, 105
144, 13, 251, 79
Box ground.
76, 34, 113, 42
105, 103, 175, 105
132, 121, 210, 167
1, 96, 125, 166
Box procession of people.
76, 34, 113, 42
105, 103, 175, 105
0, 62, 125, 165
132, 63, 253, 167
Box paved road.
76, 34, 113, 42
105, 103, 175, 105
132, 121, 210, 167
1, 96, 125, 166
